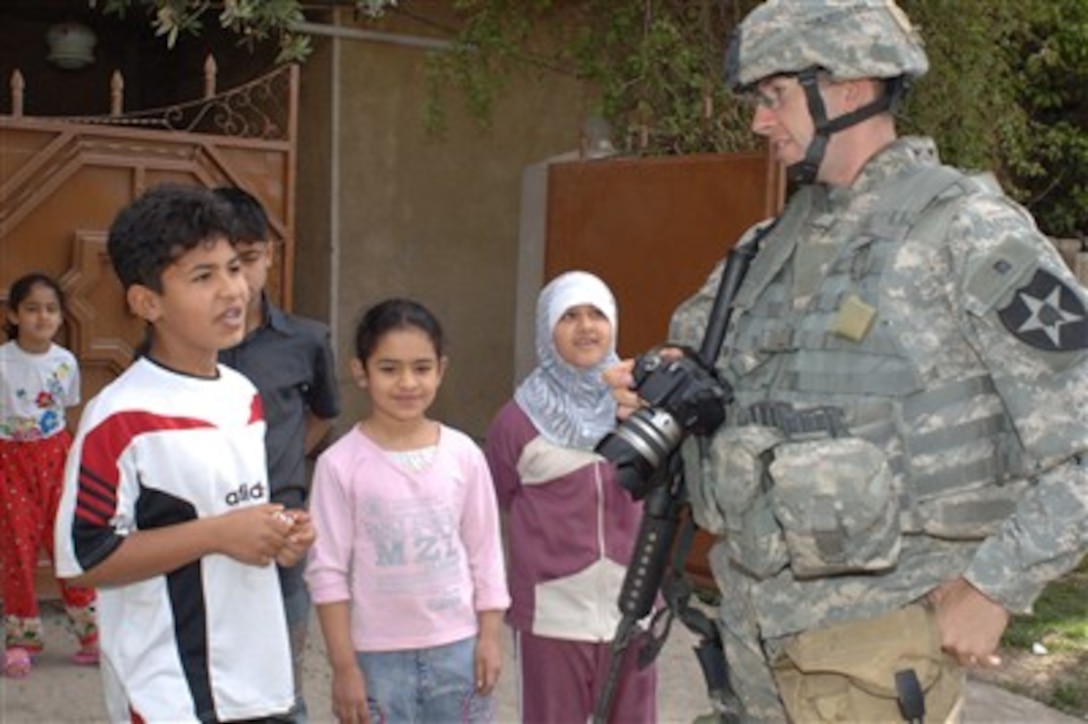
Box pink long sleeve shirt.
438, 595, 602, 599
305, 424, 510, 652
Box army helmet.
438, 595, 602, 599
725, 0, 929, 92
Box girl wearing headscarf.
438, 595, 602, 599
485, 270, 657, 723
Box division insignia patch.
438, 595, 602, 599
996, 268, 1088, 351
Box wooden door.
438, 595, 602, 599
543, 149, 785, 593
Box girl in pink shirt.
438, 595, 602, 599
306, 298, 510, 723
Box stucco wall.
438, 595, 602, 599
295, 38, 335, 325
295, 19, 590, 441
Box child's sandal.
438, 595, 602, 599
71, 646, 99, 666
4, 647, 32, 678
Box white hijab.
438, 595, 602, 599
514, 270, 620, 451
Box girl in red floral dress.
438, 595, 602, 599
0, 272, 96, 677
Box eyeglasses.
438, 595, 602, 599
742, 71, 822, 111
741, 80, 793, 111
742, 71, 842, 112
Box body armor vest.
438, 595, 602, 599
721, 163, 1030, 538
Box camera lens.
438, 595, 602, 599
596, 408, 685, 498
611, 408, 684, 468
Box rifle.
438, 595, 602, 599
591, 234, 767, 723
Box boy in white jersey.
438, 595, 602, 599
53, 184, 315, 723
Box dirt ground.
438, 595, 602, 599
971, 648, 1088, 720
1, 600, 1083, 723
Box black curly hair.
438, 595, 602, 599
212, 186, 270, 243
107, 184, 236, 292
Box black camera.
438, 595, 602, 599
595, 347, 731, 499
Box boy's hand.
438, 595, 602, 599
214, 503, 291, 566
274, 509, 316, 568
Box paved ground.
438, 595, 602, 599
1, 599, 1082, 722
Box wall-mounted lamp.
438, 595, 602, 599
581, 115, 616, 160
46, 21, 97, 70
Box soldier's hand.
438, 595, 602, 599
928, 577, 1009, 668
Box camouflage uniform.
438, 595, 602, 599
671, 1, 1088, 720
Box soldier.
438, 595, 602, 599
606, 1, 1088, 720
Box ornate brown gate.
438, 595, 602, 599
1, 59, 299, 415
0, 59, 299, 597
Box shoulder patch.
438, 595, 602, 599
996, 268, 1088, 351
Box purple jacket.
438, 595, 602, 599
485, 401, 643, 641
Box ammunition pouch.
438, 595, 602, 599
773, 604, 964, 723
769, 437, 901, 578
708, 425, 790, 579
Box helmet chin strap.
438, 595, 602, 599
787, 68, 904, 185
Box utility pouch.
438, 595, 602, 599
710, 425, 789, 579
769, 437, 900, 577
917, 478, 1030, 540
773, 604, 964, 723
